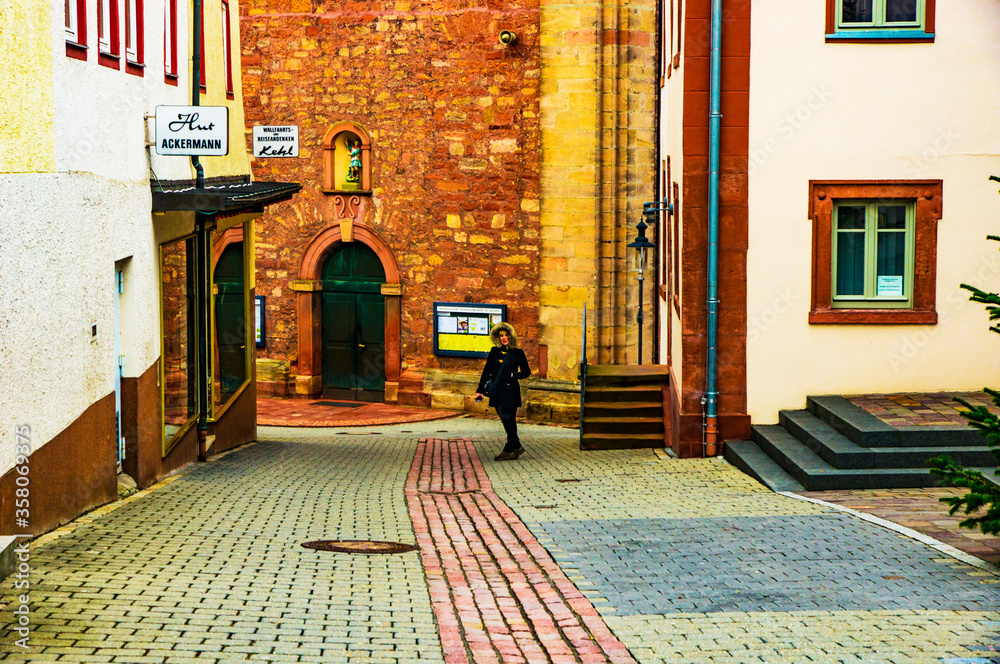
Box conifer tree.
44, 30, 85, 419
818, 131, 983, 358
928, 204, 1000, 535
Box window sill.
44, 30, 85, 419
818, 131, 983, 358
809, 308, 937, 324
165, 72, 179, 86
66, 40, 88, 61
826, 29, 934, 42
98, 51, 121, 70
126, 60, 145, 77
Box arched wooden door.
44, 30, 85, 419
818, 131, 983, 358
321, 243, 386, 402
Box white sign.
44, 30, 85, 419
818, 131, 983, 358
155, 106, 229, 156
253, 125, 299, 158
877, 275, 904, 297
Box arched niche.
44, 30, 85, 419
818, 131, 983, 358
323, 122, 372, 193
293, 224, 402, 401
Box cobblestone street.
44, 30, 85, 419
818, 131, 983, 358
1, 419, 997, 663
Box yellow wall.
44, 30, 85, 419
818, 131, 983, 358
0, 1, 55, 173
197, 0, 251, 177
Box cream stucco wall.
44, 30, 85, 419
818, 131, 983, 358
0, 0, 252, 475
0, 1, 55, 173
746, 1, 1000, 422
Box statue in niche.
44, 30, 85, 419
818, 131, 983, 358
346, 139, 362, 184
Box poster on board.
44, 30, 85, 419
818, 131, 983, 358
433, 302, 507, 357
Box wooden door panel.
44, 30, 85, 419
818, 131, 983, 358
322, 292, 356, 390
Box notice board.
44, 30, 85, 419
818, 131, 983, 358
434, 302, 507, 358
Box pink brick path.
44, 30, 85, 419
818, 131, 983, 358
406, 437, 637, 664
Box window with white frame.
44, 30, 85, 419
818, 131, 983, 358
832, 200, 915, 308
125, 0, 142, 63
65, 0, 79, 42
164, 0, 177, 77
98, 0, 112, 53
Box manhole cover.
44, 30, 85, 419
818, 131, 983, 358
301, 540, 418, 554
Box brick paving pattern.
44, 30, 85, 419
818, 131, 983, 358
0, 419, 997, 664
848, 391, 1000, 427
479, 435, 1000, 664
406, 436, 635, 664
803, 487, 1000, 566
257, 397, 459, 428
0, 429, 446, 663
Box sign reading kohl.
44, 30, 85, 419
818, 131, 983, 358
155, 106, 229, 156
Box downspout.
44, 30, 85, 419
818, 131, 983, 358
704, 0, 722, 456
191, 0, 211, 459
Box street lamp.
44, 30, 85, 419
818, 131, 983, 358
627, 204, 657, 365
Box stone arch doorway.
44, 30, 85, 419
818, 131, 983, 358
295, 225, 402, 402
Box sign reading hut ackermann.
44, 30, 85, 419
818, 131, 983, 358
155, 106, 229, 156
253, 126, 299, 158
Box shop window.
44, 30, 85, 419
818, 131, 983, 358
809, 180, 941, 324
213, 237, 249, 413
161, 236, 197, 454
125, 0, 145, 76
66, 0, 88, 60
827, 0, 935, 41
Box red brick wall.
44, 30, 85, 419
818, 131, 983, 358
241, 2, 541, 380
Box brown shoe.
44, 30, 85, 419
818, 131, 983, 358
510, 446, 525, 460
494, 451, 514, 461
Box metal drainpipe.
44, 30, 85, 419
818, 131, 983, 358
704, 0, 723, 457
191, 0, 210, 458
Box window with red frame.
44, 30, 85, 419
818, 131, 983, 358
164, 0, 178, 82
125, 0, 145, 75
65, 0, 88, 60
98, 0, 121, 68
222, 0, 234, 96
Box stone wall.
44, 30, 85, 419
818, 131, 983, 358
241, 2, 542, 395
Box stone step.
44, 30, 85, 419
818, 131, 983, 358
580, 432, 664, 450
750, 425, 940, 491
723, 440, 805, 492
781, 408, 997, 469
806, 395, 982, 448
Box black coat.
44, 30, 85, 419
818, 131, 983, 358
477, 346, 531, 409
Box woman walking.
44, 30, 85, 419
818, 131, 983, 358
475, 322, 531, 460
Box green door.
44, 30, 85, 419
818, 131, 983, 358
321, 244, 386, 402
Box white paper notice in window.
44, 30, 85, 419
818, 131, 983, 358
877, 275, 904, 297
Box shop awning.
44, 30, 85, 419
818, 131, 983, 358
152, 181, 302, 213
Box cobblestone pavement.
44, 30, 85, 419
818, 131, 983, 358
802, 488, 1000, 566
0, 419, 997, 663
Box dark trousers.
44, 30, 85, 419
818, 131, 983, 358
495, 406, 521, 452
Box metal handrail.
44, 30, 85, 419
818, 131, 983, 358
578, 303, 587, 445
